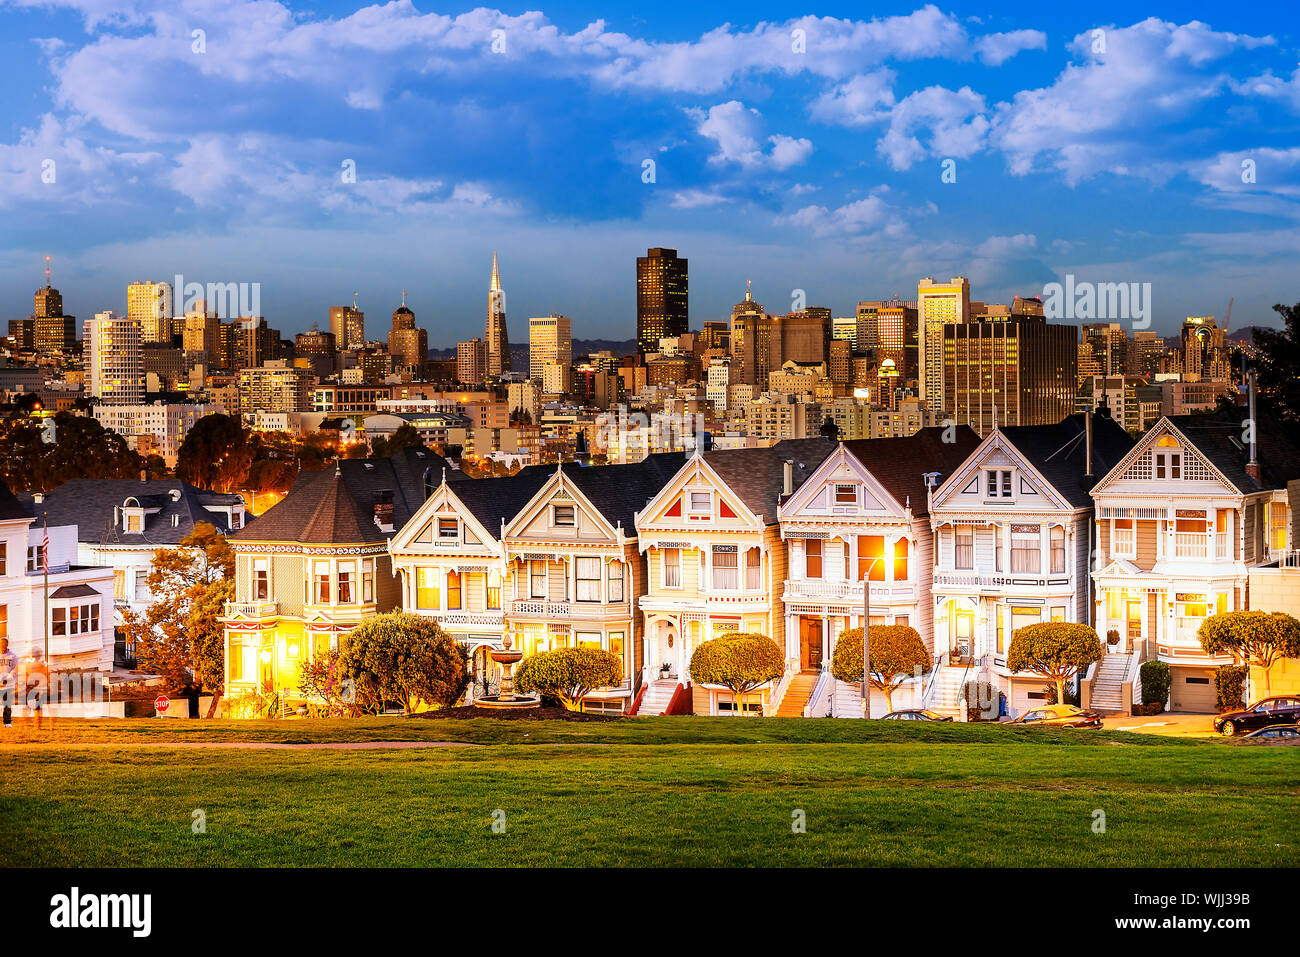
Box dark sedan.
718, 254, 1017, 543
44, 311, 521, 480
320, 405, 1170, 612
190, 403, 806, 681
881, 709, 953, 721
1244, 723, 1300, 740
1215, 696, 1300, 736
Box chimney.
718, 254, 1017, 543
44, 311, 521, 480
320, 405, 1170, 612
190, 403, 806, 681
1085, 409, 1094, 479
782, 460, 794, 496
1246, 369, 1260, 482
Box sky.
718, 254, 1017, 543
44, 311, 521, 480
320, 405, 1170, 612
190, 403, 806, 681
1, 1, 1298, 347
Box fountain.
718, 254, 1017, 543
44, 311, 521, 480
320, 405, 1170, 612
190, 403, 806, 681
475, 633, 541, 710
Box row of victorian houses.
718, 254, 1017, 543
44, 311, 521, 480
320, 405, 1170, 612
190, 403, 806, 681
220, 402, 1300, 718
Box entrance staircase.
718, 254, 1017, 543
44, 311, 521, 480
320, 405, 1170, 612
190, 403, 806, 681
1089, 653, 1132, 714
929, 665, 975, 717
637, 679, 681, 716
775, 673, 820, 717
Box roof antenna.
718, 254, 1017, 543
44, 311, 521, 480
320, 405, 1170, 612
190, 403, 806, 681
43, 254, 52, 287
352, 290, 359, 309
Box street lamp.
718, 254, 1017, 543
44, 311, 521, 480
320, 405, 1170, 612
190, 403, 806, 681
861, 554, 888, 719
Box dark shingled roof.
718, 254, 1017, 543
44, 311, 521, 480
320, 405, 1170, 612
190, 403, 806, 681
448, 465, 556, 540
233, 448, 454, 545
22, 479, 244, 545
0, 480, 33, 522
1166, 405, 1300, 493
560, 452, 689, 531
842, 425, 982, 516
704, 438, 836, 523
1000, 412, 1136, 508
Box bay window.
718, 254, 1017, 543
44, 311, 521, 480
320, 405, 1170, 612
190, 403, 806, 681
576, 557, 602, 602
1050, 527, 1066, 574
530, 560, 547, 598
858, 535, 887, 579
745, 548, 761, 590
253, 559, 269, 601
663, 548, 681, 588
893, 538, 908, 581
805, 539, 823, 579
607, 562, 624, 602
415, 567, 439, 609
337, 562, 354, 603
954, 529, 974, 571
446, 570, 462, 610
361, 559, 374, 603
1011, 526, 1040, 573
313, 561, 330, 604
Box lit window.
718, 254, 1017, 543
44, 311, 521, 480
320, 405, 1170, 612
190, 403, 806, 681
253, 559, 269, 600
859, 535, 887, 579
447, 570, 462, 609
805, 539, 823, 579
361, 559, 374, 603
416, 567, 440, 609
313, 561, 330, 603
337, 562, 354, 603
530, 560, 547, 598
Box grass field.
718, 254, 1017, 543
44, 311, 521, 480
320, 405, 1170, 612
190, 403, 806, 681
2, 717, 1295, 867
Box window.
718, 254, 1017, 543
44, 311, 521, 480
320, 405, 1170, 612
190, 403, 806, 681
553, 505, 575, 527
1050, 526, 1066, 574
361, 559, 374, 603
113, 569, 126, 600
52, 607, 65, 636
954, 529, 974, 570
607, 562, 624, 602
51, 602, 100, 636
487, 574, 501, 610
446, 570, 462, 609
689, 491, 711, 513
805, 539, 823, 579
27, 546, 44, 573
125, 512, 143, 533
1155, 438, 1182, 479
1051, 606, 1067, 622
416, 567, 439, 609
1011, 527, 1040, 573
253, 559, 269, 600
893, 538, 908, 581
608, 631, 625, 660
313, 561, 330, 603
663, 548, 681, 588
1011, 606, 1041, 634
337, 562, 354, 603
996, 612, 1005, 654
135, 569, 148, 597
834, 484, 856, 504
437, 518, 459, 541
228, 639, 244, 682
576, 557, 602, 602
231, 512, 242, 530
530, 560, 547, 598
712, 546, 738, 589
985, 470, 1011, 498
576, 631, 602, 649
994, 532, 1004, 572
858, 535, 887, 580
745, 548, 761, 590
0, 603, 6, 639
0, 542, 5, 575
1113, 519, 1136, 558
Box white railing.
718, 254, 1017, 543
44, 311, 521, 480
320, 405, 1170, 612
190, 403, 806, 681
1174, 532, 1207, 558
803, 670, 832, 717
1275, 549, 1300, 568
768, 657, 800, 714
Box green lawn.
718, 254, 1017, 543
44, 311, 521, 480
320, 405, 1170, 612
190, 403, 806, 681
2, 718, 1294, 867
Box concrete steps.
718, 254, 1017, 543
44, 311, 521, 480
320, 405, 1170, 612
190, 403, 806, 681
775, 673, 819, 717
1090, 653, 1132, 714
638, 679, 681, 716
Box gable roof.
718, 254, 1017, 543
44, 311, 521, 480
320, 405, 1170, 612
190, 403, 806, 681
999, 412, 1135, 508
22, 479, 243, 545
557, 453, 689, 532
1164, 406, 1300, 494
702, 438, 835, 523
0, 480, 33, 522
448, 465, 555, 540
842, 425, 981, 517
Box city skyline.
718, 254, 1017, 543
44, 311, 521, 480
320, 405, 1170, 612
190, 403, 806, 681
2, 3, 1298, 340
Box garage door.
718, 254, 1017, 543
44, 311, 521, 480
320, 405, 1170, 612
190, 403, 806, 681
1009, 679, 1051, 719
1170, 668, 1216, 713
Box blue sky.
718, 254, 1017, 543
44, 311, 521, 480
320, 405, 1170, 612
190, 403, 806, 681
1, 1, 1298, 346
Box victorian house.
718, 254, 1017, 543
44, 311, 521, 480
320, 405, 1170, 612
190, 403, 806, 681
222, 448, 445, 700
776, 427, 980, 718
634, 439, 834, 716
1090, 406, 1296, 712
929, 412, 1133, 717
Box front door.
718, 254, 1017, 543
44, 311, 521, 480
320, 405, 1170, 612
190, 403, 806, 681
799, 617, 823, 672
954, 610, 974, 659
1126, 600, 1142, 641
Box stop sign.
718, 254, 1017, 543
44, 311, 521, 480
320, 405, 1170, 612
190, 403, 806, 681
154, 695, 170, 714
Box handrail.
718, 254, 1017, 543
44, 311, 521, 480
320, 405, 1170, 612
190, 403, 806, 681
920, 652, 946, 709
626, 683, 647, 716
802, 670, 831, 718
663, 682, 691, 715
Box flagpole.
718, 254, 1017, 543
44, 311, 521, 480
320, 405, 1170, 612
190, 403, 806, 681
43, 512, 50, 664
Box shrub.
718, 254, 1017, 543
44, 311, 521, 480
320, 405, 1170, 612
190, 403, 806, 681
1214, 665, 1247, 712
337, 612, 470, 715
1140, 661, 1170, 707
298, 646, 358, 717
689, 633, 784, 715
225, 691, 280, 720
514, 647, 623, 710
1106, 629, 1121, 645
963, 680, 1002, 721
1007, 622, 1102, 706
830, 625, 932, 712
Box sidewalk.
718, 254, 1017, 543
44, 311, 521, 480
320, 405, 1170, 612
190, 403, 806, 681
1101, 712, 1219, 738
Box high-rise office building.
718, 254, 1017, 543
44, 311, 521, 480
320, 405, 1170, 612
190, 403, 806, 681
457, 338, 488, 384
127, 281, 174, 344
330, 304, 365, 351
529, 314, 572, 381
917, 276, 971, 411
85, 312, 144, 406
873, 298, 919, 380
33, 282, 75, 354
183, 300, 222, 367
636, 247, 688, 356
1078, 323, 1129, 383
1178, 316, 1230, 382
774, 307, 831, 366
943, 306, 1075, 435
728, 283, 772, 387
388, 296, 427, 373
1130, 330, 1167, 377
486, 252, 511, 376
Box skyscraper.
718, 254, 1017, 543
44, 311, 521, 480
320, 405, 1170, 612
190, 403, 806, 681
486, 252, 511, 376
529, 314, 572, 380
127, 280, 174, 344
457, 338, 488, 384
388, 294, 427, 374
34, 278, 75, 355
85, 312, 144, 405
330, 304, 365, 351
917, 276, 971, 411
729, 282, 772, 387
1079, 323, 1129, 382
636, 247, 688, 356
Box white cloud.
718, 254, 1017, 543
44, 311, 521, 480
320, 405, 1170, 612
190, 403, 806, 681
877, 86, 989, 170
973, 29, 1047, 66
810, 70, 897, 127
669, 189, 729, 209
782, 187, 926, 239
691, 101, 812, 171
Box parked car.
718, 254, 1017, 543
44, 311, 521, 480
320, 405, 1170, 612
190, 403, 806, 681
1243, 723, 1300, 740
1009, 704, 1102, 728
881, 709, 953, 721
1215, 697, 1300, 736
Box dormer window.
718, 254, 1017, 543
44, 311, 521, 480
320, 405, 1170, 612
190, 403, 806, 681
231, 511, 242, 530
984, 470, 1012, 499
689, 491, 711, 514
437, 518, 459, 541
124, 510, 144, 533
1155, 437, 1181, 479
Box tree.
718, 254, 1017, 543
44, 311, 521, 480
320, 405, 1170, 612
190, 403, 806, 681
176, 413, 254, 493
298, 646, 357, 717
688, 633, 784, 715
1253, 303, 1300, 423
337, 612, 469, 715
819, 416, 841, 441
514, 647, 623, 710
1007, 622, 1102, 705
0, 413, 147, 492
1198, 610, 1300, 695
830, 625, 932, 712
370, 424, 424, 458
121, 522, 234, 717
